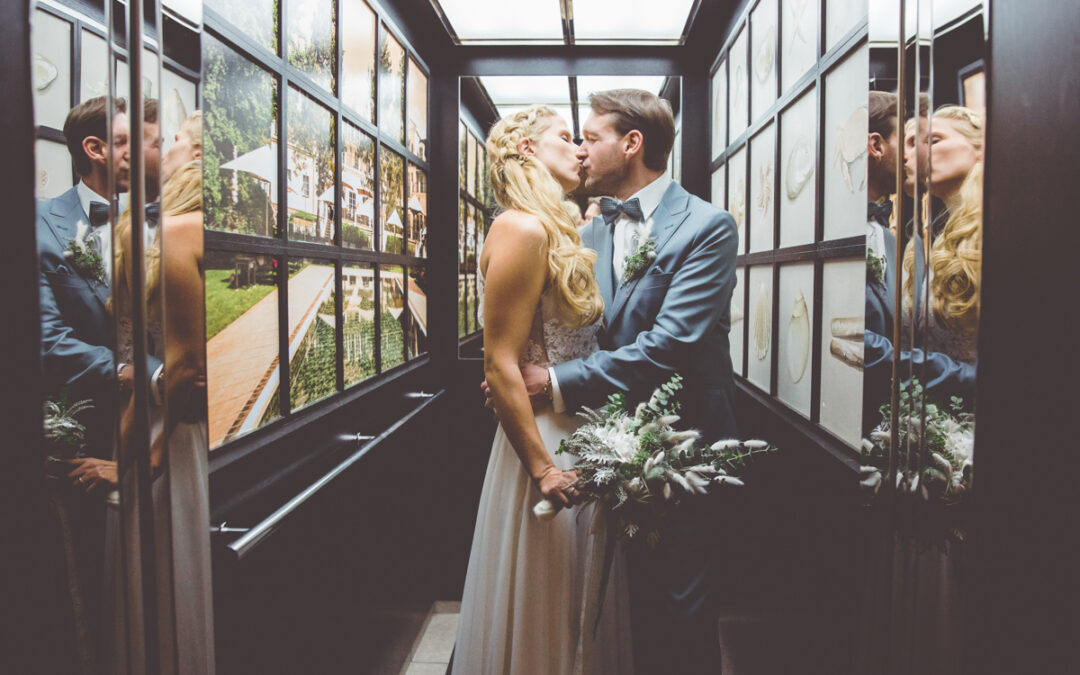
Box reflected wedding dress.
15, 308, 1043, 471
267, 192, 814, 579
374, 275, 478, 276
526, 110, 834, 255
451, 278, 634, 675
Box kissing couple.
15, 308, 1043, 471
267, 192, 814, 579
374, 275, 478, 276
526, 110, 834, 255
452, 88, 739, 675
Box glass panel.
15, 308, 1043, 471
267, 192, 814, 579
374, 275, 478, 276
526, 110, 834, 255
406, 266, 428, 358
380, 146, 405, 253
751, 0, 778, 121
459, 196, 467, 266
407, 58, 428, 160
728, 27, 749, 139
749, 123, 776, 253
80, 29, 109, 101
287, 0, 336, 94
380, 265, 406, 370
342, 0, 377, 121
820, 258, 864, 446
746, 265, 773, 392
777, 262, 814, 417
458, 119, 468, 188
731, 266, 746, 376
573, 0, 696, 43
726, 145, 747, 251
35, 139, 74, 201
458, 273, 468, 338
379, 28, 405, 142
343, 263, 376, 386
287, 86, 336, 244
205, 250, 280, 447
711, 61, 727, 158
783, 0, 820, 93
710, 164, 726, 212
203, 33, 278, 236
407, 163, 427, 256
466, 131, 477, 196
779, 87, 817, 247
480, 75, 570, 105
284, 258, 337, 412
467, 275, 478, 334
435, 0, 564, 43
577, 75, 666, 97
31, 9, 72, 131
466, 204, 477, 274
342, 122, 375, 249
827, 0, 867, 50
161, 67, 198, 157
205, 0, 278, 52
824, 44, 870, 241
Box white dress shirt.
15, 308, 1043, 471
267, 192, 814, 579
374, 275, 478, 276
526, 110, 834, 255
76, 180, 112, 283
548, 174, 673, 413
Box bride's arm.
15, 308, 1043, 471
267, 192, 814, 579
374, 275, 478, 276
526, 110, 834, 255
482, 212, 575, 506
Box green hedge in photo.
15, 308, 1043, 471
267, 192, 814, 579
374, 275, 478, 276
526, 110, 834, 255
205, 269, 276, 340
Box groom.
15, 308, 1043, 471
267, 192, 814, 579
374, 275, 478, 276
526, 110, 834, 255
531, 88, 737, 673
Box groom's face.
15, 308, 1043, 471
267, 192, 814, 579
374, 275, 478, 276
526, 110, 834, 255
577, 111, 630, 194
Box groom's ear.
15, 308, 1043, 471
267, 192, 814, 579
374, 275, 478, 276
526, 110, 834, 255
622, 130, 644, 160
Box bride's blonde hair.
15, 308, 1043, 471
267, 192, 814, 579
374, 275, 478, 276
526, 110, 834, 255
903, 105, 983, 333
486, 105, 603, 328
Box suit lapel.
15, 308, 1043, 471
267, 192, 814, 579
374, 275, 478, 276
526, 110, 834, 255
45, 187, 110, 308
591, 217, 617, 325
606, 182, 692, 327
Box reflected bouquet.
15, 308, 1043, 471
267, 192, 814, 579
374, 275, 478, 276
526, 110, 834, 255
534, 374, 775, 546
859, 379, 974, 504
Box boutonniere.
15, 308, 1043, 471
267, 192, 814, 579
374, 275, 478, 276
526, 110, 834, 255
65, 233, 106, 285
622, 226, 657, 285
866, 247, 886, 286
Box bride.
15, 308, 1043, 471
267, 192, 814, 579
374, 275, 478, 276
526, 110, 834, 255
451, 105, 634, 675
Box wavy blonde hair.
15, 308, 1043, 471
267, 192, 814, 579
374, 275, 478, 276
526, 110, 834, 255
113, 160, 203, 321
903, 105, 983, 333
486, 105, 603, 328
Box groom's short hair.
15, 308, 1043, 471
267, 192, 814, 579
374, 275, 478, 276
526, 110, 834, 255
63, 96, 127, 177
589, 89, 675, 173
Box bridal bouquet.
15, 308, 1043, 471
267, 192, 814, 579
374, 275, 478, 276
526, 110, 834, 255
534, 374, 775, 546
858, 379, 974, 504
43, 396, 93, 456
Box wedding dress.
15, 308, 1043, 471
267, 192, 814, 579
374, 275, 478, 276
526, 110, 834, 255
451, 279, 634, 675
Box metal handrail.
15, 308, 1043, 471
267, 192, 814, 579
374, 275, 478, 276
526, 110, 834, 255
226, 390, 444, 560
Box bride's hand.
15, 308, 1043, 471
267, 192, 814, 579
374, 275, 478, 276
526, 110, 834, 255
533, 466, 578, 507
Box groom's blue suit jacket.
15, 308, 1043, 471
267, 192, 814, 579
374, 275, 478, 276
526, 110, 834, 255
553, 181, 739, 443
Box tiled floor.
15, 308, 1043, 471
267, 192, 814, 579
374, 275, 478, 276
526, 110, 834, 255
400, 602, 460, 675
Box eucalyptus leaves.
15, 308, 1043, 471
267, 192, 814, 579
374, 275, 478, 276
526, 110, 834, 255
534, 374, 775, 546
65, 238, 106, 285
621, 232, 657, 285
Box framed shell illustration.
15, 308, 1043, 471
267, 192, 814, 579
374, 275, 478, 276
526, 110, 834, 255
785, 135, 815, 200
819, 259, 865, 447
782, 0, 818, 92
728, 29, 748, 137
34, 53, 58, 91
754, 26, 776, 84
829, 316, 864, 369
731, 176, 746, 230
833, 104, 868, 193
787, 290, 810, 383
756, 160, 773, 217
753, 282, 771, 362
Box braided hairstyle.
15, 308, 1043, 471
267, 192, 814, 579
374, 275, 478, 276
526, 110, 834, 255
486, 105, 603, 328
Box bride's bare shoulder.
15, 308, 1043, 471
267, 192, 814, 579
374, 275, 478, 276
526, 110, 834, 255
488, 210, 546, 246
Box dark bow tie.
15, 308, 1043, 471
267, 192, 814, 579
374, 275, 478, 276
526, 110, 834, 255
599, 196, 644, 227
88, 202, 110, 228
867, 199, 893, 228
145, 201, 161, 227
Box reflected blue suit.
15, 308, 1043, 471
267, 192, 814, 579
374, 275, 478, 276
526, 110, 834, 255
553, 180, 738, 673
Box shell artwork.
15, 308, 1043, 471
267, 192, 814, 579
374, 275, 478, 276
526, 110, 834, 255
785, 135, 815, 200
754, 26, 776, 84
830, 337, 864, 369
37, 168, 50, 195
829, 316, 864, 340
732, 63, 746, 116
164, 88, 189, 134
786, 290, 810, 383
730, 176, 746, 230
833, 104, 869, 193
753, 282, 771, 361
756, 160, 773, 217
34, 53, 58, 92
787, 0, 811, 56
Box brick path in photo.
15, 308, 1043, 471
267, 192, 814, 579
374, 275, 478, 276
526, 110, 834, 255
207, 264, 336, 447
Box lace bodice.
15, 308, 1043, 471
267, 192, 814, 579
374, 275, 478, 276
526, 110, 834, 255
478, 273, 600, 368
901, 288, 977, 365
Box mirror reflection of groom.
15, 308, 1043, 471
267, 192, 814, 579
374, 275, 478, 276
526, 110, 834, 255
36, 95, 162, 670
529, 89, 738, 673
